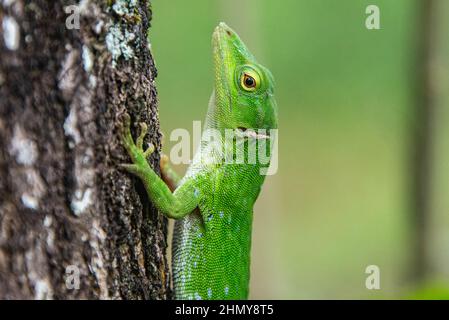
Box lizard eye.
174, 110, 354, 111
239, 67, 261, 92
243, 74, 256, 89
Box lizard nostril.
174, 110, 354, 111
226, 30, 232, 36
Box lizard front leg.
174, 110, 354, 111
119, 113, 199, 219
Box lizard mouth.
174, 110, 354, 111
236, 127, 270, 140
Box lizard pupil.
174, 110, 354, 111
244, 74, 256, 88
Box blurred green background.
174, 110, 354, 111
149, 0, 449, 299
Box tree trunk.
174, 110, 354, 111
409, 0, 437, 284
0, 0, 170, 299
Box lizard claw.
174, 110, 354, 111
136, 122, 148, 150
118, 163, 139, 173
118, 112, 131, 135
119, 112, 155, 165
118, 112, 134, 153
136, 121, 154, 158
143, 142, 155, 158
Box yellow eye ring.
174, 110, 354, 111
239, 68, 261, 92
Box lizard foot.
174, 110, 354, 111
118, 113, 154, 173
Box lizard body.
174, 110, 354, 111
120, 22, 277, 299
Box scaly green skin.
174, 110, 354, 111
119, 22, 277, 300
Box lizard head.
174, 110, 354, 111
211, 22, 278, 138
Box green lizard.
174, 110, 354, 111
119, 22, 277, 300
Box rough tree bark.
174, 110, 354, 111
0, 0, 170, 299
